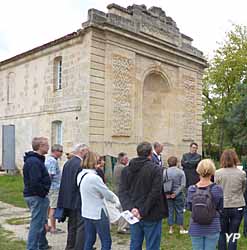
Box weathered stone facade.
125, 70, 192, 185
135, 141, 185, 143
0, 4, 206, 169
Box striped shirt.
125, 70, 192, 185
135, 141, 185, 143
186, 184, 223, 236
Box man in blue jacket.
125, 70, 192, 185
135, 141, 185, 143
23, 137, 51, 250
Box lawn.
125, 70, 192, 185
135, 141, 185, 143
0, 174, 246, 249
160, 212, 247, 250
0, 175, 26, 208
0, 226, 25, 250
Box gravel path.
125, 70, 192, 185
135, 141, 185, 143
0, 201, 129, 250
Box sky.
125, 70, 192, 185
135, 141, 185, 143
0, 0, 247, 62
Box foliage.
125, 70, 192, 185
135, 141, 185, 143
203, 24, 247, 157
225, 84, 247, 154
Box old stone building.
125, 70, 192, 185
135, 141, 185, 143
0, 4, 206, 169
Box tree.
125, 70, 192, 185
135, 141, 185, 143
225, 84, 247, 155
203, 24, 247, 157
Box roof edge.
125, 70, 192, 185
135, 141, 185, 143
0, 30, 83, 68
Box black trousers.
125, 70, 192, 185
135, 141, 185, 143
65, 209, 85, 250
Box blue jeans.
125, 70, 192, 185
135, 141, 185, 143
218, 207, 244, 250
25, 196, 49, 250
83, 210, 111, 250
167, 193, 184, 226
191, 233, 220, 250
130, 219, 162, 250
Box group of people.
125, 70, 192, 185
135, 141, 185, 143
22, 137, 247, 250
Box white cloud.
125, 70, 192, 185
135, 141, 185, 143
0, 0, 247, 61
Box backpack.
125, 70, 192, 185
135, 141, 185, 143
191, 184, 216, 225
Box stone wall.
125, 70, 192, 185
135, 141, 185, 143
0, 4, 206, 168
0, 32, 91, 169
86, 4, 206, 159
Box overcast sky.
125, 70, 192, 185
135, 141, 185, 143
0, 0, 247, 61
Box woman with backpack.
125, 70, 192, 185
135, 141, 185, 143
186, 159, 223, 250
77, 151, 119, 250
165, 156, 187, 234
215, 149, 246, 250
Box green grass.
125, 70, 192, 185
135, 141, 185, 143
0, 225, 26, 250
6, 216, 30, 225
160, 212, 247, 250
0, 175, 26, 208
110, 212, 247, 249
0, 175, 246, 249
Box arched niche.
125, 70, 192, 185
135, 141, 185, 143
142, 71, 171, 143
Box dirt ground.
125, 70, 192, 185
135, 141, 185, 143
0, 201, 129, 250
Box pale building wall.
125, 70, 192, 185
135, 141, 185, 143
0, 4, 206, 169
0, 32, 92, 169
87, 5, 206, 160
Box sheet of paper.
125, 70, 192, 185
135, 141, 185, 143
120, 210, 139, 224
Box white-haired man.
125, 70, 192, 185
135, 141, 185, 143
57, 143, 88, 250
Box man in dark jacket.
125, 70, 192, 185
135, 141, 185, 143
57, 143, 88, 250
23, 137, 51, 250
181, 142, 202, 188
119, 142, 167, 250
181, 142, 201, 210
151, 142, 164, 167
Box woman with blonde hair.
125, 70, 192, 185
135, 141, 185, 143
216, 149, 246, 250
187, 159, 223, 250
77, 151, 118, 250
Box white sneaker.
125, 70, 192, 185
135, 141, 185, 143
180, 230, 188, 234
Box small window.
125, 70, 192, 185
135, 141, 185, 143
52, 121, 62, 145
54, 57, 62, 90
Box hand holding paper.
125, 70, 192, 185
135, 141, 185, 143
121, 210, 139, 224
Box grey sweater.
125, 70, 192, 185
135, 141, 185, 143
166, 166, 186, 196
215, 167, 246, 208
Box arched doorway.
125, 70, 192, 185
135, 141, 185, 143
142, 72, 171, 143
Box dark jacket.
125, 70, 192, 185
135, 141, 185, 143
181, 152, 201, 187
23, 151, 51, 198
119, 156, 168, 222
57, 156, 82, 210
151, 152, 163, 167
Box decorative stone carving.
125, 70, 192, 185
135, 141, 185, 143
183, 76, 196, 141
112, 55, 133, 136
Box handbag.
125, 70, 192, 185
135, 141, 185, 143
163, 168, 173, 193
104, 193, 121, 224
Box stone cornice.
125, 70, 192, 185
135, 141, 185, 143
88, 23, 207, 68
84, 4, 206, 65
